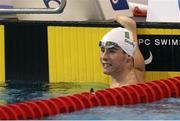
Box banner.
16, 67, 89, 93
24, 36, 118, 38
139, 35, 180, 71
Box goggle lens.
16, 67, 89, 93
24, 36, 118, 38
99, 41, 119, 48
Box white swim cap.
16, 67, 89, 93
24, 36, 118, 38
99, 27, 137, 57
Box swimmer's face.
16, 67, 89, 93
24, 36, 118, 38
100, 46, 128, 75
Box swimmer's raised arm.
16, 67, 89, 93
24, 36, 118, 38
115, 16, 145, 82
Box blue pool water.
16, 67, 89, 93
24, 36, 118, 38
0, 82, 180, 120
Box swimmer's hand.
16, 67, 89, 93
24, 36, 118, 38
115, 16, 136, 32
115, 16, 137, 42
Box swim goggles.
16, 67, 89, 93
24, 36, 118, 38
98, 41, 120, 49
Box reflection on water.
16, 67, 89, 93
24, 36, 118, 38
0, 81, 109, 105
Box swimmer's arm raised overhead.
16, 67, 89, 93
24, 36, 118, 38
115, 16, 137, 42
115, 16, 145, 82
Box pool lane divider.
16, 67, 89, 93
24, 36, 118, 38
0, 76, 180, 120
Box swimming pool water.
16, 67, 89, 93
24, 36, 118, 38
0, 82, 180, 120
46, 98, 180, 120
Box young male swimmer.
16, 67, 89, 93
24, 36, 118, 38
99, 16, 145, 88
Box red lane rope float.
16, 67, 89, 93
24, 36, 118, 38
122, 86, 140, 104
169, 78, 180, 96
41, 99, 59, 115
73, 94, 92, 108
1, 77, 180, 120
69, 95, 85, 110
59, 96, 76, 112
34, 100, 53, 116
17, 102, 36, 119
8, 104, 26, 119
100, 89, 117, 105
166, 79, 179, 97
96, 90, 111, 106
139, 83, 157, 102
130, 84, 149, 103
0, 108, 9, 120
115, 87, 134, 105
147, 81, 164, 100
65, 96, 80, 111
105, 88, 119, 105
25, 101, 44, 119
106, 88, 125, 105
1, 105, 18, 119
81, 92, 101, 106
153, 80, 171, 98
50, 98, 68, 113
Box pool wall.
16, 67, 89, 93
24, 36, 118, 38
0, 25, 5, 83
0, 21, 180, 84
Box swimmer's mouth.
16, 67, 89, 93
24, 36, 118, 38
102, 63, 112, 68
